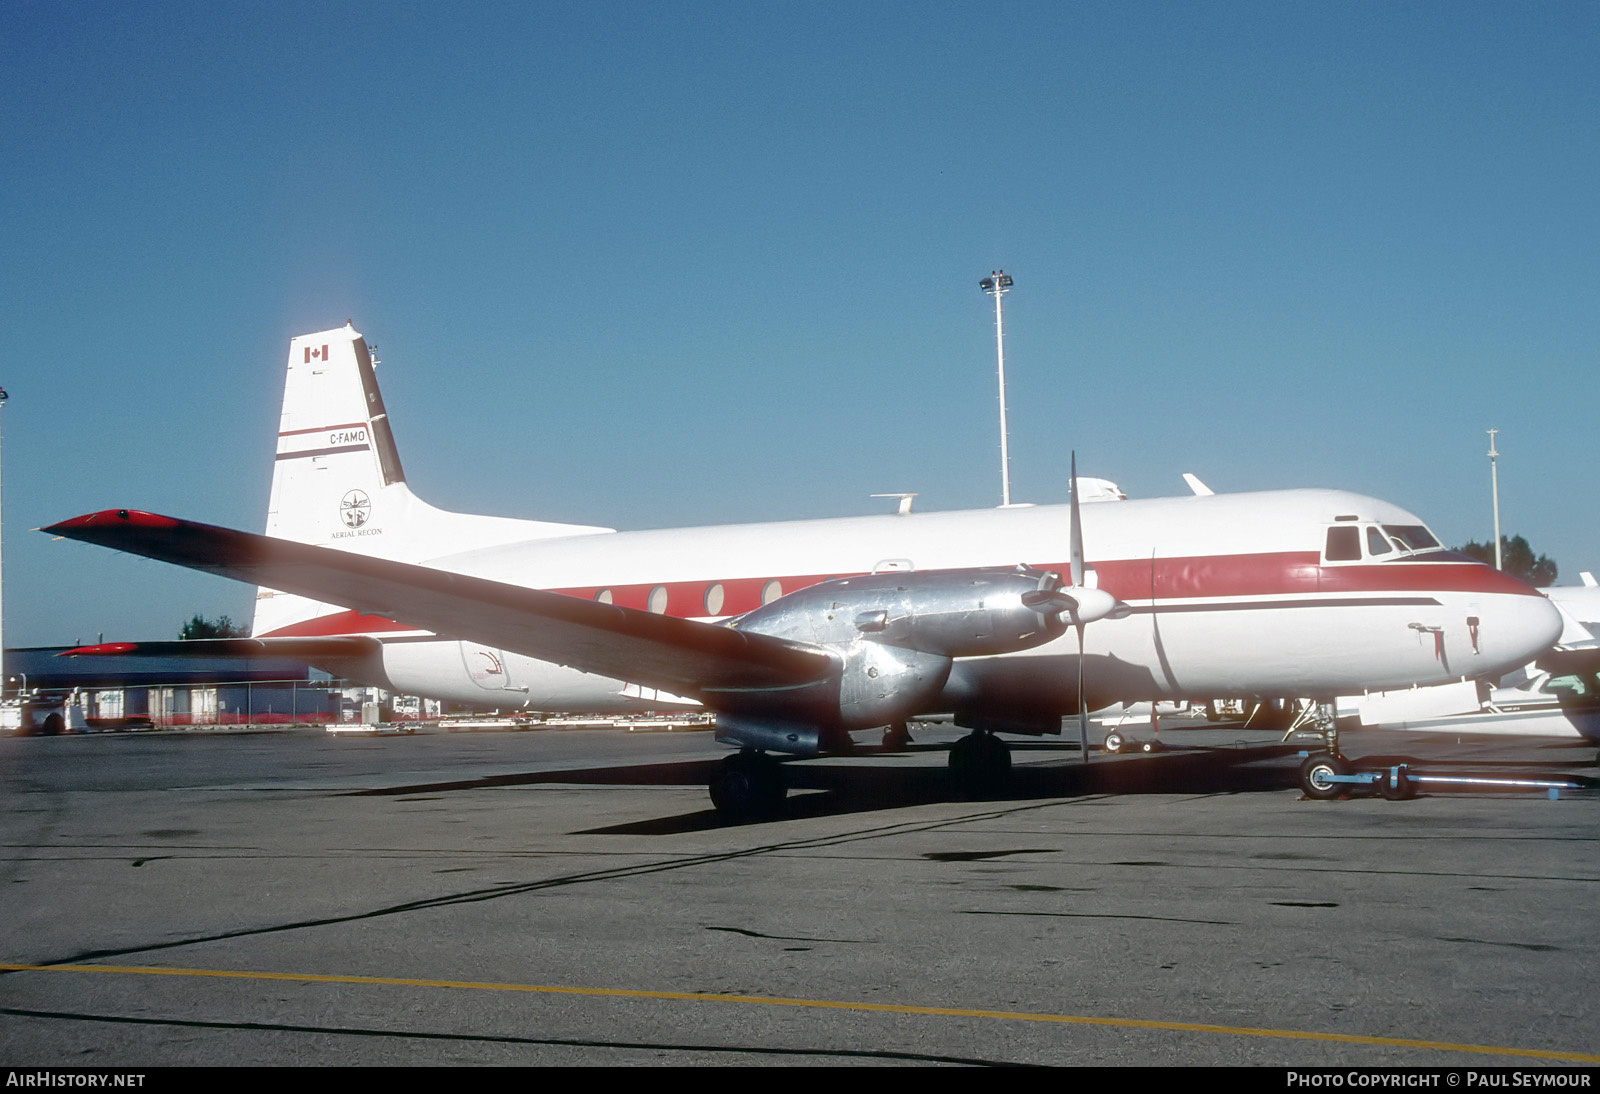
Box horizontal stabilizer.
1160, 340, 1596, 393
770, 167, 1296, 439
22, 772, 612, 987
44, 510, 837, 702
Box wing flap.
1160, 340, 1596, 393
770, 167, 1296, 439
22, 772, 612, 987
44, 510, 837, 699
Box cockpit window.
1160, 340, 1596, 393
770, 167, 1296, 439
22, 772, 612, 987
1325, 526, 1361, 562
1366, 527, 1393, 556
1383, 525, 1440, 552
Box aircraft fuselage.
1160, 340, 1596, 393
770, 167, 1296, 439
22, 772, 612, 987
263, 487, 1560, 725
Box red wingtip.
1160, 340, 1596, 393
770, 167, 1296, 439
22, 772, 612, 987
59, 642, 140, 656
45, 509, 183, 535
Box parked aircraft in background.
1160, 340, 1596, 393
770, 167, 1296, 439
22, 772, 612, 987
1545, 573, 1600, 648
47, 324, 1563, 815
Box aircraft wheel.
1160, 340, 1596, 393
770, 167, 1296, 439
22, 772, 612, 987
709, 752, 787, 821
882, 722, 913, 751
1103, 732, 1125, 754
1299, 754, 1347, 800
1379, 767, 1415, 801
949, 732, 1011, 798
1139, 740, 1160, 753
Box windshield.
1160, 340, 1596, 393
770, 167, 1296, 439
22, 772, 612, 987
1382, 525, 1441, 553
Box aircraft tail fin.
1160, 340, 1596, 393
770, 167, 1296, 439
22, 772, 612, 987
255, 324, 612, 636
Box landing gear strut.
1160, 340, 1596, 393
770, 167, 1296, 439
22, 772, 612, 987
709, 750, 787, 820
882, 722, 914, 751
1294, 701, 1348, 800
948, 730, 1011, 798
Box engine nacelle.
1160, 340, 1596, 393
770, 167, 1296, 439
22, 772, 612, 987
713, 715, 822, 755
727, 566, 1068, 734
731, 565, 1068, 656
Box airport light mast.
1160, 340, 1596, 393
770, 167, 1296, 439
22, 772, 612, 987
0, 385, 8, 693
979, 271, 1014, 507
1487, 428, 1503, 571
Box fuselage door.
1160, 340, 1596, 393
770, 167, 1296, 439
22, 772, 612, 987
460, 643, 515, 691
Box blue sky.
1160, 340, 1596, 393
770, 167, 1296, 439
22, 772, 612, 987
3, 1, 1597, 647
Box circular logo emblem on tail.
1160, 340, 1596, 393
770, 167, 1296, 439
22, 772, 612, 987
340, 490, 371, 528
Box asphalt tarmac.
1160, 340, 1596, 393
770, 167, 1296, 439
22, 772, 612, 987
1, 723, 1596, 1067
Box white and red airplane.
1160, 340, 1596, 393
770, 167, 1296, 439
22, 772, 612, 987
47, 324, 1563, 814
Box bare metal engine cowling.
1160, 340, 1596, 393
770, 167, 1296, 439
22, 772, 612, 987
713, 566, 1067, 751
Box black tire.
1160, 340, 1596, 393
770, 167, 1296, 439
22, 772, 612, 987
1299, 754, 1347, 800
949, 732, 1012, 798
1379, 767, 1414, 801
1139, 740, 1160, 753
708, 753, 786, 820
1103, 732, 1125, 754
41, 713, 66, 736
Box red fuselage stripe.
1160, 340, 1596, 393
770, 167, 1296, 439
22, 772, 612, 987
259, 551, 1538, 638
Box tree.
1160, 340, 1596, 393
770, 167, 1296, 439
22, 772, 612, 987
179, 614, 250, 640
1453, 535, 1558, 587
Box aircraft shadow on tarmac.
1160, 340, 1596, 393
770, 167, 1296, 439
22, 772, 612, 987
354, 744, 1316, 834
350, 736, 1599, 836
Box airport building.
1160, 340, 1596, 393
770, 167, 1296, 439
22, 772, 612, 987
0, 646, 428, 733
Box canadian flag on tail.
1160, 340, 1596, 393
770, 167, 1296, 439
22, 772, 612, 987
303, 345, 328, 363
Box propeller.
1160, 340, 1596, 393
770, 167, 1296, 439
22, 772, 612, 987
1067, 453, 1130, 762
1069, 452, 1092, 762
1017, 453, 1129, 762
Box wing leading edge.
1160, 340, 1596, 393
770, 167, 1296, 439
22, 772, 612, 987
44, 510, 838, 701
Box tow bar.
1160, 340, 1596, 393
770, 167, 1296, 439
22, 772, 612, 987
1297, 752, 1592, 801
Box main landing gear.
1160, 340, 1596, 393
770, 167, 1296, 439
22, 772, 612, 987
882, 722, 914, 751
708, 749, 787, 820
948, 729, 1011, 798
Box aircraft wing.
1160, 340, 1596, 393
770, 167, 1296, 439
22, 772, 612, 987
43, 510, 838, 700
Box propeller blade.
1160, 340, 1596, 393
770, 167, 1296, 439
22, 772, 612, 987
1069, 451, 1085, 590
1077, 623, 1090, 764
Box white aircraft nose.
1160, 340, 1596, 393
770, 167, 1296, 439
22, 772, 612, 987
1483, 591, 1564, 670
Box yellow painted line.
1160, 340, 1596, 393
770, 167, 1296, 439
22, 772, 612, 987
4, 961, 1596, 1063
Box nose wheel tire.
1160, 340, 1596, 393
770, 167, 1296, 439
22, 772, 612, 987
1103, 732, 1126, 754
1299, 754, 1348, 800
